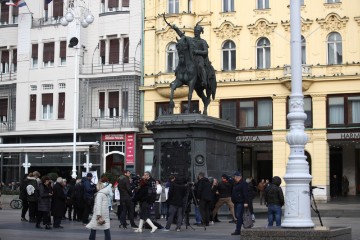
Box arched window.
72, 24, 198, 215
327, 32, 342, 65
301, 35, 306, 64
166, 43, 178, 73
222, 40, 236, 71
256, 37, 270, 69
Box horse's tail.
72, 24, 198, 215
209, 66, 217, 100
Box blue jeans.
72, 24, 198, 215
89, 229, 111, 240
267, 204, 282, 227
195, 206, 202, 224
234, 203, 245, 233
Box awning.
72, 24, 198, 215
0, 142, 100, 153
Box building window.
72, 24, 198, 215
168, 0, 179, 14
328, 95, 360, 126
109, 39, 119, 64
327, 32, 342, 65
220, 98, 273, 129
31, 44, 38, 68
288, 96, 312, 128
0, 98, 8, 122
301, 36, 306, 65
122, 90, 128, 118
42, 93, 53, 120
53, 0, 63, 18
222, 40, 236, 71
108, 0, 119, 11
30, 85, 37, 91
223, 0, 234, 12
29, 94, 37, 120
59, 83, 66, 89
108, 91, 119, 118
12, 49, 17, 72
256, 37, 270, 69
99, 92, 105, 118
43, 42, 54, 67
155, 102, 170, 118
58, 92, 65, 119
181, 101, 199, 113
0, 3, 9, 24
122, 0, 129, 8
1, 50, 9, 73
100, 40, 106, 64
166, 43, 178, 73
188, 0, 192, 12
42, 84, 54, 90
326, 0, 340, 3
301, 0, 305, 5
12, 5, 18, 23
59, 41, 66, 65
123, 37, 129, 63
257, 0, 269, 9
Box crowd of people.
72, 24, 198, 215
9, 169, 320, 238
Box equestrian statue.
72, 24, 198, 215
163, 14, 217, 115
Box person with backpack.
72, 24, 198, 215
265, 176, 285, 227
27, 171, 41, 223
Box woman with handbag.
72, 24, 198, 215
86, 180, 111, 240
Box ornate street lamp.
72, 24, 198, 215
60, 0, 94, 179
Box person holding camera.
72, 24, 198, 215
86, 180, 112, 240
118, 170, 137, 229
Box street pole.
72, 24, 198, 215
282, 0, 314, 228
72, 23, 79, 179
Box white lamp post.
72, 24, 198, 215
282, 0, 314, 228
60, 0, 94, 179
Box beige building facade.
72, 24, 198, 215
141, 0, 360, 201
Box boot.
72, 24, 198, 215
134, 219, 144, 233
145, 219, 158, 233
35, 223, 43, 229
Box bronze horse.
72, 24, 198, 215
164, 16, 216, 115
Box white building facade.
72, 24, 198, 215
0, 0, 142, 182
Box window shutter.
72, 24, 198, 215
123, 37, 129, 63
1, 4, 9, 23
1, 51, 9, 63
122, 0, 129, 7
60, 41, 66, 58
109, 39, 119, 64
12, 5, 19, 16
58, 92, 65, 119
44, 0, 48, 10
32, 44, 38, 58
42, 93, 53, 105
108, 91, 119, 108
13, 49, 17, 64
43, 42, 54, 62
99, 92, 105, 109
108, 0, 119, 8
53, 0, 63, 17
29, 94, 37, 120
0, 98, 8, 116
100, 40, 105, 57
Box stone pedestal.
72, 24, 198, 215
241, 226, 351, 240
146, 114, 237, 182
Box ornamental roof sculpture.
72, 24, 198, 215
213, 21, 242, 39
247, 18, 277, 36
316, 13, 349, 31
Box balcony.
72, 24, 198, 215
0, 72, 16, 82
80, 58, 141, 75
0, 121, 15, 132
283, 64, 312, 76
80, 115, 141, 130
32, 17, 61, 28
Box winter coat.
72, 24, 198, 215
265, 177, 284, 206
52, 183, 66, 217
19, 177, 30, 200
217, 180, 232, 198
37, 183, 52, 212
231, 179, 249, 204
132, 185, 148, 204
118, 175, 132, 200
195, 177, 212, 201
82, 177, 96, 201
86, 187, 111, 230
26, 177, 39, 203
167, 181, 186, 207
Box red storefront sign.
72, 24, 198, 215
102, 133, 125, 141
125, 133, 135, 165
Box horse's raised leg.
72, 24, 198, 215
195, 88, 210, 115
169, 79, 182, 114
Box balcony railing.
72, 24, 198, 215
80, 115, 141, 129
80, 58, 141, 75
32, 16, 61, 27
0, 121, 15, 132
0, 72, 16, 82
284, 64, 312, 76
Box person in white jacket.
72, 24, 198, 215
154, 180, 163, 219
86, 180, 111, 240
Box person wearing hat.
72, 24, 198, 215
82, 172, 96, 224
212, 174, 236, 223
230, 171, 249, 236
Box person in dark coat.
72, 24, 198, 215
66, 178, 75, 220
27, 171, 41, 223
118, 170, 137, 228
231, 171, 249, 236
163, 176, 187, 231
82, 173, 96, 224
132, 179, 158, 233
330, 174, 339, 198
36, 176, 53, 229
52, 177, 66, 228
265, 176, 284, 227
195, 172, 212, 226
72, 178, 84, 222
19, 173, 31, 221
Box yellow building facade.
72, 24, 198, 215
141, 0, 360, 201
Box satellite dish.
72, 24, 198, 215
68, 37, 79, 48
